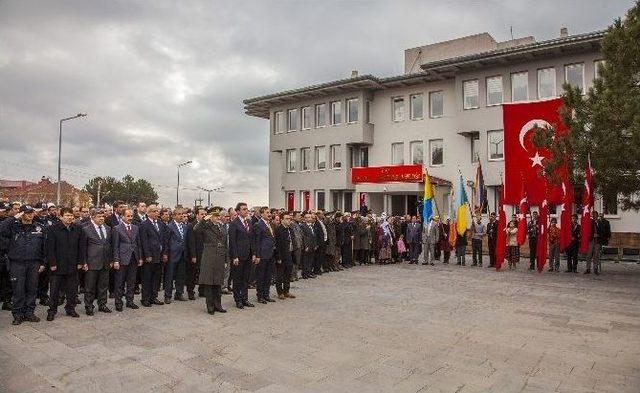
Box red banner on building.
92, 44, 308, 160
351, 165, 423, 184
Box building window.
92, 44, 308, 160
350, 146, 369, 167
486, 76, 503, 106
410, 141, 424, 165
330, 144, 341, 169
537, 67, 557, 99
594, 60, 605, 80
511, 71, 529, 102
301, 147, 311, 171
315, 190, 326, 210
487, 130, 504, 161
429, 139, 443, 166
565, 63, 585, 92
315, 103, 326, 128
347, 98, 359, 123
315, 145, 326, 170
392, 97, 405, 121
344, 192, 353, 212
286, 149, 296, 172
287, 109, 298, 132
274, 111, 284, 134
331, 191, 342, 210
463, 79, 479, 109
301, 106, 312, 130
429, 91, 443, 118
410, 94, 424, 120
391, 142, 404, 165
471, 135, 480, 163
330, 101, 342, 125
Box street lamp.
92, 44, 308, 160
57, 113, 87, 205
198, 186, 224, 206
176, 160, 193, 206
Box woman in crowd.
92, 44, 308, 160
505, 220, 519, 270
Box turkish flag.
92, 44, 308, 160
495, 183, 507, 271
580, 157, 594, 254
537, 194, 549, 272
559, 175, 574, 252
517, 179, 529, 246
503, 98, 567, 205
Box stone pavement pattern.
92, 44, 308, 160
1, 260, 639, 393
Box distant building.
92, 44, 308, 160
0, 176, 92, 207
243, 28, 639, 238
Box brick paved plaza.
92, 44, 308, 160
1, 260, 639, 393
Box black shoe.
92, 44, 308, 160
430, 263, 435, 266
23, 314, 40, 322
1, 302, 11, 311
86, 309, 94, 316
214, 308, 227, 313
584, 269, 591, 274
152, 299, 164, 305
134, 287, 141, 295
126, 302, 139, 309
242, 301, 255, 307
188, 293, 196, 301
236, 303, 244, 309
141, 301, 152, 307
595, 269, 600, 275
66, 310, 80, 318
174, 294, 187, 302
421, 262, 428, 265
11, 316, 22, 325
46, 312, 55, 321
39, 298, 49, 306
265, 297, 276, 302
164, 297, 172, 304
207, 310, 215, 315
98, 305, 112, 313
109, 293, 115, 299
548, 268, 554, 272
115, 304, 123, 312
257, 298, 267, 304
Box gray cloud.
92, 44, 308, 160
0, 0, 632, 207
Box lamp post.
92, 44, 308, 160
57, 113, 87, 205
198, 186, 224, 206
176, 160, 193, 206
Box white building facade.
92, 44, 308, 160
244, 29, 639, 234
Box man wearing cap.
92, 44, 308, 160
195, 207, 228, 315
33, 203, 55, 307
0, 205, 47, 325
0, 202, 20, 311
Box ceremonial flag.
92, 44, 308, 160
579, 156, 594, 254
448, 192, 457, 248
456, 172, 469, 236
422, 171, 434, 223
517, 178, 529, 246
503, 98, 567, 205
537, 186, 550, 272
559, 173, 574, 252
474, 162, 487, 214
495, 182, 507, 271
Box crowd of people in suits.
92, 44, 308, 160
0, 199, 612, 326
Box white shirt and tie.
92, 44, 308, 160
93, 222, 106, 241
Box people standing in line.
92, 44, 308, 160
196, 207, 228, 315
112, 209, 143, 312
139, 205, 167, 307
584, 211, 611, 275
165, 208, 188, 303
471, 215, 485, 267
422, 216, 440, 266
313, 211, 328, 274
405, 216, 421, 264
79, 208, 113, 315
547, 217, 560, 272
252, 207, 276, 303
228, 202, 255, 309
289, 211, 303, 281
301, 212, 317, 279
274, 212, 296, 300
358, 217, 372, 265
527, 211, 539, 271
186, 207, 206, 299
505, 221, 519, 270
45, 207, 82, 321
0, 202, 20, 312
439, 217, 452, 264
486, 213, 498, 268
566, 214, 581, 273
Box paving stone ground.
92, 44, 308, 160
1, 258, 639, 393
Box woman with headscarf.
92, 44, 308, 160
377, 214, 392, 264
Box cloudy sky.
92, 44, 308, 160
0, 0, 633, 207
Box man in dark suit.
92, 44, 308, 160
165, 208, 188, 303
186, 207, 206, 300
79, 209, 113, 315
566, 213, 581, 273
252, 207, 276, 304
228, 202, 255, 309
45, 207, 83, 321
139, 204, 168, 307
301, 212, 317, 279
313, 211, 327, 275
105, 201, 126, 298
486, 212, 498, 268
405, 215, 422, 264
340, 213, 354, 268
274, 213, 296, 300
112, 209, 143, 311
131, 202, 147, 226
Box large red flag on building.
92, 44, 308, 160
580, 156, 594, 254
517, 178, 529, 246
537, 192, 549, 272
503, 98, 567, 205
495, 182, 507, 271
559, 175, 574, 252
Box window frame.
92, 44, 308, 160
429, 91, 444, 118
462, 79, 479, 110
274, 111, 284, 134
392, 96, 405, 122
471, 135, 480, 163
409, 93, 424, 120
287, 108, 298, 132
286, 149, 296, 172
511, 71, 529, 102
329, 144, 342, 170
330, 100, 342, 126
594, 59, 606, 80
315, 190, 326, 211
391, 142, 404, 165
485, 75, 503, 107
537, 67, 557, 99
301, 106, 312, 130
409, 140, 424, 165
300, 147, 311, 172
487, 130, 505, 161
315, 103, 327, 128
429, 139, 444, 167
564, 62, 585, 92
346, 98, 359, 124
315, 145, 326, 171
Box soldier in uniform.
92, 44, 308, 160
196, 207, 228, 315
0, 205, 47, 325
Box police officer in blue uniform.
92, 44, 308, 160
0, 205, 47, 325
0, 202, 19, 311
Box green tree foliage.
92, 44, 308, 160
84, 175, 158, 206
533, 1, 640, 210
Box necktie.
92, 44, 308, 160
243, 219, 249, 232
100, 225, 106, 240
126, 224, 132, 237
96, 225, 103, 240
153, 220, 159, 232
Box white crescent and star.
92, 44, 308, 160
519, 119, 551, 168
